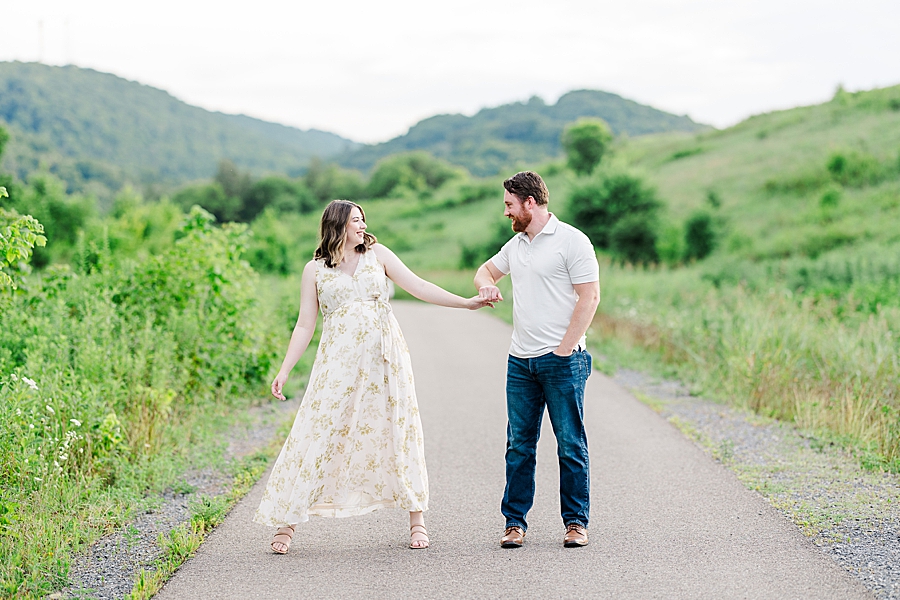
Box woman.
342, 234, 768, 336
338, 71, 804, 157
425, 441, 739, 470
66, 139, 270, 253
254, 199, 493, 552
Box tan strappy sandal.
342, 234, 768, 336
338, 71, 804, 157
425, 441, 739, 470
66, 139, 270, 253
409, 524, 429, 549
271, 525, 295, 554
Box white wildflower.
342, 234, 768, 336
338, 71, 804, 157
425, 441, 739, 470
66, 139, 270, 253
34, 477, 42, 482
10, 373, 17, 381
29, 424, 35, 429
45, 405, 55, 415
23, 377, 38, 391
69, 419, 82, 427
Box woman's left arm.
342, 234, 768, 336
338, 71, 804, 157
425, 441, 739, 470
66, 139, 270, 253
373, 244, 494, 310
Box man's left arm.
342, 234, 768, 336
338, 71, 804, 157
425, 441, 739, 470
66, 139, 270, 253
554, 280, 600, 356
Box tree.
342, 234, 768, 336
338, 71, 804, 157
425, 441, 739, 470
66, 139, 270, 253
171, 182, 241, 223
610, 213, 658, 265
568, 173, 661, 250
215, 159, 253, 200
240, 177, 316, 221
561, 118, 613, 176
683, 211, 717, 261
367, 152, 461, 198
304, 158, 365, 202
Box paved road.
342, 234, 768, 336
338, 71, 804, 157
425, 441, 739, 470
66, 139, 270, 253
156, 302, 871, 599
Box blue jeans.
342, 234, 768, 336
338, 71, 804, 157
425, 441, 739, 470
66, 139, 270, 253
502, 350, 592, 531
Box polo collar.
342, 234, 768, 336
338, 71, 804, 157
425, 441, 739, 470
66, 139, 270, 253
517, 213, 560, 242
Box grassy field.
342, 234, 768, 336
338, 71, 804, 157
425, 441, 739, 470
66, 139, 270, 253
355, 84, 900, 472
3, 82, 899, 597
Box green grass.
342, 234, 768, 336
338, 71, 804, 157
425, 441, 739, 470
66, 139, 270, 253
356, 83, 900, 471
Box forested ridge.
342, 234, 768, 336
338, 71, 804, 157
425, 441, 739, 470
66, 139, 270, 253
0, 62, 359, 199
339, 90, 710, 176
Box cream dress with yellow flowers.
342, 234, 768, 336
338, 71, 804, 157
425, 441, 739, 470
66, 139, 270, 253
254, 249, 428, 526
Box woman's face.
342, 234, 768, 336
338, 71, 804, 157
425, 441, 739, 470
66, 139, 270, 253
345, 206, 367, 246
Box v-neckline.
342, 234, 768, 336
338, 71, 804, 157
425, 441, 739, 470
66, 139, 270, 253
337, 253, 363, 278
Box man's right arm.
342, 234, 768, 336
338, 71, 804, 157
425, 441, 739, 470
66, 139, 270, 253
475, 260, 505, 302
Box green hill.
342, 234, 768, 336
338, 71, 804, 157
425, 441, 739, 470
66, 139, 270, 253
339, 90, 710, 176
617, 83, 900, 262
0, 62, 359, 197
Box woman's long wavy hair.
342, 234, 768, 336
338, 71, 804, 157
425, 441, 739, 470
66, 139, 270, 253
314, 200, 377, 268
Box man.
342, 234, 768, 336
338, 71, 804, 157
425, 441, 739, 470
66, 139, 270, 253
474, 171, 600, 548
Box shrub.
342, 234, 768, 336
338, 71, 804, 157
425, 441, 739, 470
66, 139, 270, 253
568, 173, 661, 251
656, 223, 684, 266
610, 213, 659, 265
304, 158, 366, 202
561, 118, 613, 176
826, 150, 884, 187
240, 176, 316, 221
684, 211, 717, 261
459, 218, 515, 269
367, 152, 461, 198
0, 205, 46, 291
11, 173, 94, 268
819, 184, 843, 208
172, 182, 241, 223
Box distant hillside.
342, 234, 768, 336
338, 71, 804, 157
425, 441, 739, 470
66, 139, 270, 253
339, 90, 710, 176
0, 62, 359, 196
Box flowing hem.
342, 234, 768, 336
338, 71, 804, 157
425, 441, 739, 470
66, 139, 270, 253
253, 495, 428, 527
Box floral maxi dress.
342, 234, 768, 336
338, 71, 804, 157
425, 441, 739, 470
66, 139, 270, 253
254, 250, 428, 526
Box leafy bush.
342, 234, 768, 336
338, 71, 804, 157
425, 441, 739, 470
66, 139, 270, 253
655, 223, 684, 266
172, 182, 240, 223
459, 218, 515, 269
819, 184, 842, 208
304, 158, 366, 202
240, 176, 317, 221
367, 152, 462, 198
561, 118, 613, 176
0, 206, 280, 595
246, 209, 317, 275
568, 173, 662, 251
0, 201, 46, 291
610, 213, 659, 265
826, 150, 885, 187
683, 211, 717, 261
6, 172, 94, 268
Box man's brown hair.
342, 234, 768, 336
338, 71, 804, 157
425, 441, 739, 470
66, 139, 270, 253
503, 171, 549, 206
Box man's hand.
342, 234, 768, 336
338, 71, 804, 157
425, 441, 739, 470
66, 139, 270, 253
552, 346, 575, 357
478, 285, 503, 303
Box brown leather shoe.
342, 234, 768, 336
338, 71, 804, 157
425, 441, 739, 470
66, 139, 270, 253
563, 523, 588, 547
500, 526, 525, 548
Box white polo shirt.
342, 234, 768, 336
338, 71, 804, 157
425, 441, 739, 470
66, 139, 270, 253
490, 214, 599, 359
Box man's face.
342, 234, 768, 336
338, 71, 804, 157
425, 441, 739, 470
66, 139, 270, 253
504, 190, 532, 233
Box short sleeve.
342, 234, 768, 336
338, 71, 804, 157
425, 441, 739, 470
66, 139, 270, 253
567, 232, 599, 284
490, 236, 514, 275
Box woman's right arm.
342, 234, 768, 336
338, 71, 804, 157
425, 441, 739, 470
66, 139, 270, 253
271, 260, 320, 400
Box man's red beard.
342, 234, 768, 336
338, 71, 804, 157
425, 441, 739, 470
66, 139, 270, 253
510, 212, 532, 233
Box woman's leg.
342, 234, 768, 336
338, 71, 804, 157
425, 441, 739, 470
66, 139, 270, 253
409, 511, 429, 549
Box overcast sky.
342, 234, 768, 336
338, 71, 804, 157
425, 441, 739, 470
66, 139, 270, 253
2, 0, 899, 143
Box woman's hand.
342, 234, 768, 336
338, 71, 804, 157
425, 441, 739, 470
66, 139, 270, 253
465, 296, 496, 310
271, 372, 289, 401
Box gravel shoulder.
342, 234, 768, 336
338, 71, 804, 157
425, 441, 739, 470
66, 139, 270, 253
60, 398, 300, 599
613, 368, 900, 600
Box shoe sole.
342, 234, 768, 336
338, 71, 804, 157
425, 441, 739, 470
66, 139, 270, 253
500, 541, 524, 548
563, 540, 589, 548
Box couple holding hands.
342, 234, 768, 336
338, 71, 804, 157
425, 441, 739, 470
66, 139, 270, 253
254, 171, 600, 553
